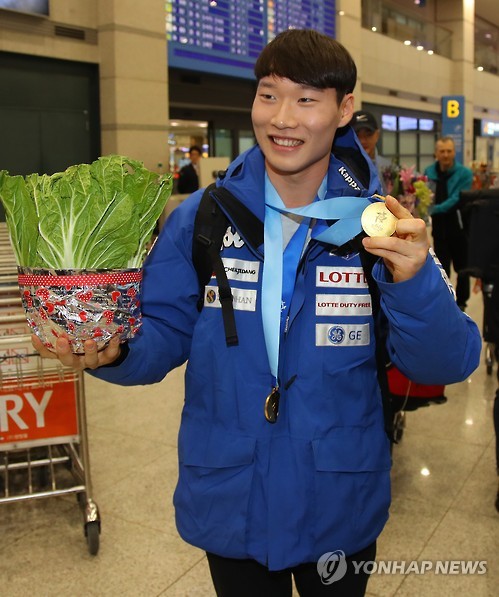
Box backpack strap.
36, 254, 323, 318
193, 183, 238, 346
357, 243, 394, 444
192, 183, 264, 347
193, 184, 224, 292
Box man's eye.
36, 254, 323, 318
298, 97, 315, 104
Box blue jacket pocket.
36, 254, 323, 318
174, 420, 257, 556
179, 421, 256, 468
312, 425, 391, 472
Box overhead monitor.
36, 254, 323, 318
0, 0, 49, 16
481, 120, 499, 137
166, 1, 336, 80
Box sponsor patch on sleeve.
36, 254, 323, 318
316, 323, 370, 346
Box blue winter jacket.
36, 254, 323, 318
93, 129, 481, 570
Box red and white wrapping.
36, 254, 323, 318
17, 267, 143, 354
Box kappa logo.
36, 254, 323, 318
223, 226, 245, 249
338, 166, 361, 190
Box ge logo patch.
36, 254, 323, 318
206, 289, 217, 304
328, 326, 345, 344
317, 550, 348, 585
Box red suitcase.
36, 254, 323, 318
387, 365, 447, 410
386, 365, 447, 443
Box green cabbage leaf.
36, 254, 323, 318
0, 155, 172, 269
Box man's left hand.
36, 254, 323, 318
361, 195, 430, 283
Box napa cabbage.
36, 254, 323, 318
0, 155, 172, 269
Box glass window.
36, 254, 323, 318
214, 129, 232, 158
399, 132, 418, 154
238, 130, 255, 154
419, 118, 435, 131
420, 134, 436, 154
399, 117, 418, 131
382, 114, 397, 131
369, 105, 438, 171
399, 155, 418, 167
382, 130, 397, 155
420, 155, 435, 171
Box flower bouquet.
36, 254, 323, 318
0, 155, 172, 353
381, 164, 433, 221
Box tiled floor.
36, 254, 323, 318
0, 288, 497, 596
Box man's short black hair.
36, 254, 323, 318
189, 145, 202, 155
254, 29, 357, 106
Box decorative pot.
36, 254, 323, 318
17, 267, 142, 354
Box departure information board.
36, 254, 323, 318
166, 1, 336, 79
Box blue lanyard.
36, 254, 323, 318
262, 175, 380, 387
262, 175, 326, 386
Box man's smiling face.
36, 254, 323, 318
251, 76, 353, 181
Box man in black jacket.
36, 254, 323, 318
424, 137, 473, 310
178, 145, 202, 193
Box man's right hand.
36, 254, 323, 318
32, 334, 122, 371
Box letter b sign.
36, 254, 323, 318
446, 99, 460, 118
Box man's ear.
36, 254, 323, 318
338, 94, 355, 127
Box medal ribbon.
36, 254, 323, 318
262, 175, 382, 388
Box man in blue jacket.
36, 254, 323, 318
34, 30, 481, 596
424, 137, 473, 310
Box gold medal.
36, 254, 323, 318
264, 387, 280, 423
361, 202, 398, 237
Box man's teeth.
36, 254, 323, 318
273, 137, 301, 147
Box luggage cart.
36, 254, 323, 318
0, 318, 101, 555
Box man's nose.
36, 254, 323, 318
271, 103, 297, 129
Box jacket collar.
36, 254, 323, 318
217, 125, 380, 222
